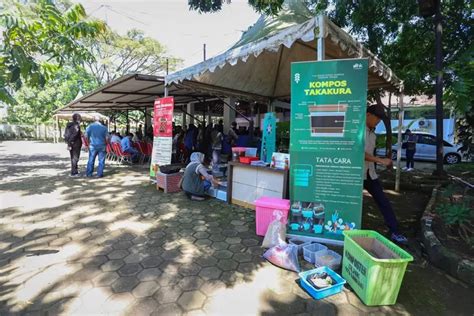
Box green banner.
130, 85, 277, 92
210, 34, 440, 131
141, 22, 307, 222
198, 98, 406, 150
261, 112, 276, 163
289, 59, 368, 242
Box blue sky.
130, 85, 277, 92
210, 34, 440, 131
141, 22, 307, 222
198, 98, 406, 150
73, 0, 260, 69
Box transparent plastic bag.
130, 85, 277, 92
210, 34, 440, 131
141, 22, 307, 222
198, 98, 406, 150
263, 243, 300, 272
261, 210, 286, 248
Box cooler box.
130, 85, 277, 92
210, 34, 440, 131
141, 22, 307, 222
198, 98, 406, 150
342, 230, 413, 306
254, 197, 290, 236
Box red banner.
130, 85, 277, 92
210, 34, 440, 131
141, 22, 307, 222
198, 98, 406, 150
153, 96, 174, 137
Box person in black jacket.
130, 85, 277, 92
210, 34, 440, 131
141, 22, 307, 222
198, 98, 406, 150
64, 113, 83, 177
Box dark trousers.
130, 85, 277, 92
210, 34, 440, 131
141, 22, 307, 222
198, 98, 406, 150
364, 176, 399, 233
406, 150, 415, 168
69, 145, 81, 175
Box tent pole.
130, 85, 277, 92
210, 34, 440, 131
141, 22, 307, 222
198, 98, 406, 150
395, 93, 404, 192
126, 110, 130, 134
317, 15, 325, 61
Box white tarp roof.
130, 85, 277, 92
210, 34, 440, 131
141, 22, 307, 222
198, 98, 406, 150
166, 2, 402, 102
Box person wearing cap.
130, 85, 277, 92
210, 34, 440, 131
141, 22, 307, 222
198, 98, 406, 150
365, 104, 407, 244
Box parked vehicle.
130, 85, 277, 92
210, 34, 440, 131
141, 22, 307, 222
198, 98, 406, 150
376, 132, 461, 164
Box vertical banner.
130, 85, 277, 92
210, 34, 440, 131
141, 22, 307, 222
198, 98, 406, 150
260, 112, 277, 162
150, 96, 174, 178
289, 59, 368, 243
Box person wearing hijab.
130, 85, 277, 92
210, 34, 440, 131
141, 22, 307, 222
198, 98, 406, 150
182, 152, 218, 200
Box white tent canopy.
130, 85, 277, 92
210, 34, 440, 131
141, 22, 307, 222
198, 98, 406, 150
166, 2, 403, 102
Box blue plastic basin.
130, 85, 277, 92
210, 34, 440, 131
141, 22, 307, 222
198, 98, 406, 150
299, 266, 346, 300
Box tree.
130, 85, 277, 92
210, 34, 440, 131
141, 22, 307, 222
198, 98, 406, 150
7, 66, 98, 125
83, 29, 182, 85
189, 0, 473, 151
0, 0, 105, 104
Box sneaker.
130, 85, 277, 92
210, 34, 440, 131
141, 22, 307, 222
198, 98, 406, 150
391, 233, 408, 244
402, 167, 408, 171
407, 168, 414, 172
69, 173, 80, 177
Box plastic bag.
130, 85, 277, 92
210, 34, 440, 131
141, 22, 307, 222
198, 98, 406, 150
261, 210, 286, 248
263, 243, 300, 272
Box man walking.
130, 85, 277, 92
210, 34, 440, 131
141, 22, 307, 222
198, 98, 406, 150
64, 113, 82, 177
85, 115, 108, 178
364, 104, 407, 244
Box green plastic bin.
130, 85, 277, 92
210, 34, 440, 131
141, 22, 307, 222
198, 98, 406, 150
342, 230, 413, 306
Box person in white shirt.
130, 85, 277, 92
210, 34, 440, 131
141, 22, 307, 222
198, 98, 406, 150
364, 104, 407, 244
110, 132, 121, 144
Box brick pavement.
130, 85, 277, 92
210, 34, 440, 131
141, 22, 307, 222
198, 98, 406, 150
0, 141, 471, 315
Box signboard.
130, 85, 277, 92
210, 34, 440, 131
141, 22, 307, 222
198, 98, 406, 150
271, 152, 290, 170
289, 59, 368, 243
261, 112, 277, 163
150, 96, 174, 178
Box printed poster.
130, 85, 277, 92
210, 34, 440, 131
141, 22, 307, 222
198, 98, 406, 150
289, 59, 368, 242
150, 96, 174, 178
260, 112, 277, 163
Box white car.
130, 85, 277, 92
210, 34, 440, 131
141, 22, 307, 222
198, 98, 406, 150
376, 132, 461, 164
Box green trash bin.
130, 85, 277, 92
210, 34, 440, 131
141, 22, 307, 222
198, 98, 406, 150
342, 230, 413, 306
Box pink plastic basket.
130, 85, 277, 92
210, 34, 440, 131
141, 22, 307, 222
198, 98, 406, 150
255, 197, 290, 236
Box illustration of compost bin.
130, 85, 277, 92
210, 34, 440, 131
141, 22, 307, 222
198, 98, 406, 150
309, 104, 347, 137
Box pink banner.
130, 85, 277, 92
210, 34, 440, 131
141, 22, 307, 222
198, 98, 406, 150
153, 97, 174, 137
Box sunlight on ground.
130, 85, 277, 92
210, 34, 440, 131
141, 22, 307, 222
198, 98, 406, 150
205, 264, 284, 315
108, 217, 153, 233
1, 243, 84, 310
385, 189, 401, 196
0, 189, 67, 211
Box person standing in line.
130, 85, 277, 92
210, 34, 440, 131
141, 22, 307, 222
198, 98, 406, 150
64, 113, 82, 177
364, 104, 407, 244
211, 124, 224, 173
86, 115, 109, 178
403, 129, 417, 171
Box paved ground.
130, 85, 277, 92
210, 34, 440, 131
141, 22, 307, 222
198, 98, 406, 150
1, 141, 472, 315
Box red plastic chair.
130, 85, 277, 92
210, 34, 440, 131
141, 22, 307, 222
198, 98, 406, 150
106, 143, 117, 162
112, 143, 132, 164
137, 141, 151, 163
146, 142, 153, 156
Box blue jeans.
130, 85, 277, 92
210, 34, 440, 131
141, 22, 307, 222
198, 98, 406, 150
364, 176, 398, 233
406, 150, 415, 169
203, 179, 212, 192
124, 148, 140, 162
87, 146, 106, 177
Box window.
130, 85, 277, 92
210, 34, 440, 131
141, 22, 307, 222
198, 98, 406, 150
418, 135, 437, 145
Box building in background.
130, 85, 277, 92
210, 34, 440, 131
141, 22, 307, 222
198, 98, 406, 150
375, 95, 456, 143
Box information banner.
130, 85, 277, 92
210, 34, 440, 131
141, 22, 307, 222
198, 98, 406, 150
289, 59, 368, 242
260, 112, 276, 163
150, 96, 174, 178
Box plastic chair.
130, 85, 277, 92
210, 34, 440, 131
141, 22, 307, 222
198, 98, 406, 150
106, 143, 117, 162
139, 141, 151, 163
112, 143, 132, 164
